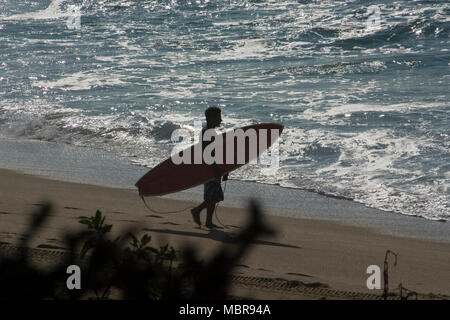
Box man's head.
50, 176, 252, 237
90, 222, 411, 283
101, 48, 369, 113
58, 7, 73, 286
205, 106, 222, 128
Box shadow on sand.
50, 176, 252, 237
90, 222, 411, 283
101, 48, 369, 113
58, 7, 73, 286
143, 227, 301, 249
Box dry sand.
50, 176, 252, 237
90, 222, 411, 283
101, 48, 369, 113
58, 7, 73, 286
0, 168, 448, 299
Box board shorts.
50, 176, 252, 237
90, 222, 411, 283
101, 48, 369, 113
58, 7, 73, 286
204, 178, 224, 204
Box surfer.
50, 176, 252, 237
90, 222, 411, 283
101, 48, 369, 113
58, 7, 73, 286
190, 107, 228, 228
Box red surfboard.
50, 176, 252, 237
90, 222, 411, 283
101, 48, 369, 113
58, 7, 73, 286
136, 123, 283, 197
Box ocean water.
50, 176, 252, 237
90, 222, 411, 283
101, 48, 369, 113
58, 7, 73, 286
0, 0, 448, 221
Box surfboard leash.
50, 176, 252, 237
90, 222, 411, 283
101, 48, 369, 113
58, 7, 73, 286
140, 195, 195, 214
139, 180, 228, 228
214, 180, 228, 229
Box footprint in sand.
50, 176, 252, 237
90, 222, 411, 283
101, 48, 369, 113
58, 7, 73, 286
146, 214, 163, 219
36, 244, 67, 250
37, 244, 67, 250
0, 211, 11, 215
46, 238, 62, 244
286, 272, 314, 278
161, 221, 180, 226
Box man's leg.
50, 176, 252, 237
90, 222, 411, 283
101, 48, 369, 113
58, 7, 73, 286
205, 202, 219, 228
191, 201, 208, 226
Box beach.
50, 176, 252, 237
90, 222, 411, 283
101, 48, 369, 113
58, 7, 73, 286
1, 167, 449, 299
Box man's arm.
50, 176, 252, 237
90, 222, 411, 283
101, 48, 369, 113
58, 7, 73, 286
212, 163, 222, 179
212, 164, 228, 181
203, 128, 227, 180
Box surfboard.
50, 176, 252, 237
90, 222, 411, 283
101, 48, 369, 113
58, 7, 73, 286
135, 123, 283, 197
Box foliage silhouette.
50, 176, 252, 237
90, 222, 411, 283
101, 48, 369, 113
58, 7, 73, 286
0, 200, 273, 300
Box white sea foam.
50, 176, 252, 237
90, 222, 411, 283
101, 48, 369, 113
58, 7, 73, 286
2, 0, 69, 21
33, 71, 127, 91
275, 126, 449, 220
203, 38, 274, 61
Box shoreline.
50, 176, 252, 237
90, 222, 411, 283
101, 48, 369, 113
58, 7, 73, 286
0, 168, 449, 298
0, 136, 449, 243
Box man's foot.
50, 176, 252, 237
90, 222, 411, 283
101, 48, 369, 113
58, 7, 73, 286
205, 222, 221, 229
191, 209, 201, 226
